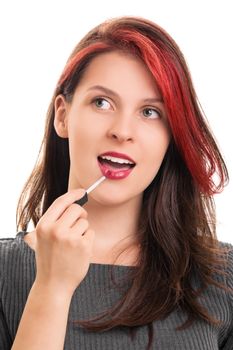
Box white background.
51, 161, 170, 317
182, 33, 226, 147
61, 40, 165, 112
0, 0, 232, 243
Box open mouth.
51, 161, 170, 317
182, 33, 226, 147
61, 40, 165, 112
97, 156, 136, 170
97, 155, 136, 180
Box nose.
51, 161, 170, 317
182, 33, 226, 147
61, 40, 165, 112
107, 114, 134, 143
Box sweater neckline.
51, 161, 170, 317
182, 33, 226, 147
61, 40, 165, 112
16, 230, 136, 269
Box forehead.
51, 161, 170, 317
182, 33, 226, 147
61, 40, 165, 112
76, 51, 161, 99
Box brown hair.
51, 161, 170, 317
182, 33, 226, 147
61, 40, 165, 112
16, 16, 231, 349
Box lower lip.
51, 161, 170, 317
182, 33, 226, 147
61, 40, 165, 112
98, 160, 134, 180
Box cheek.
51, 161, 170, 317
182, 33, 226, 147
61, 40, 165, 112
68, 117, 95, 146
68, 116, 103, 169
142, 131, 170, 179
145, 129, 170, 161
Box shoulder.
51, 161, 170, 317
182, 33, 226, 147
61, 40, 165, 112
217, 240, 233, 282
222, 241, 233, 289
0, 232, 36, 303
219, 240, 233, 251
218, 240, 233, 271
217, 241, 233, 350
216, 241, 233, 322
0, 231, 26, 257
0, 232, 34, 280
0, 234, 19, 263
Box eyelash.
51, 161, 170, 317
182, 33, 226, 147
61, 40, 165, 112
91, 97, 161, 119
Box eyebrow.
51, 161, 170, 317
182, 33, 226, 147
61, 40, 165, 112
86, 85, 163, 104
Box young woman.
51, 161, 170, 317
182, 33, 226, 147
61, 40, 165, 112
0, 16, 232, 350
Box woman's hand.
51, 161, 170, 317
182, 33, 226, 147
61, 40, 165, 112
34, 188, 95, 296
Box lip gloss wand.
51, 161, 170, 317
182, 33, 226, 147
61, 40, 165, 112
74, 175, 106, 207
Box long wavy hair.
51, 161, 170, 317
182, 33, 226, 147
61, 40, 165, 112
17, 16, 230, 349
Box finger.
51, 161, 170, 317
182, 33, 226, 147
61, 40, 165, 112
56, 203, 87, 228
70, 220, 92, 238
42, 189, 87, 223
56, 205, 89, 229
81, 229, 95, 252
60, 217, 89, 237
47, 218, 89, 242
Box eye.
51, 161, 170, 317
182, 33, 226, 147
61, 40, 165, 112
92, 97, 111, 110
142, 107, 161, 119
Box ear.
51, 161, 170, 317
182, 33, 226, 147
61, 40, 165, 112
54, 94, 69, 138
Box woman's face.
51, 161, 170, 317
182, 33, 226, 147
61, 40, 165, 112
54, 51, 170, 207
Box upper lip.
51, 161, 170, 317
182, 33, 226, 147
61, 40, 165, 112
98, 151, 136, 164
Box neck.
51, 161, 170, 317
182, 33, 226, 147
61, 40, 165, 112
84, 195, 142, 265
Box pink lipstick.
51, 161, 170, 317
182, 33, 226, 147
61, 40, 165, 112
98, 161, 134, 179
97, 151, 136, 180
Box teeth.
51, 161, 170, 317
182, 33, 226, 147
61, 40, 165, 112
100, 155, 134, 165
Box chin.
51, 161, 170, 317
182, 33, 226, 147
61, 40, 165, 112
89, 191, 142, 208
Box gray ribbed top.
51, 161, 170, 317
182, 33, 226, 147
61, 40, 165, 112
0, 231, 233, 349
